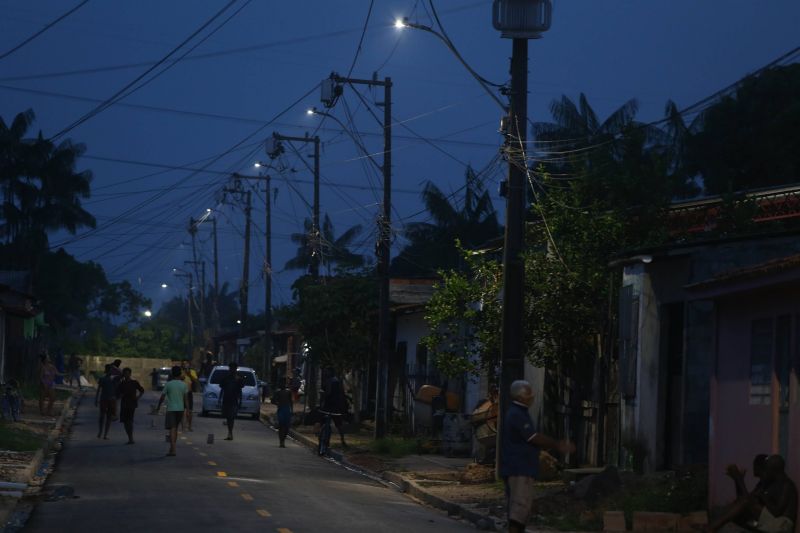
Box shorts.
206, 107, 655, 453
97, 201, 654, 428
165, 410, 184, 430
120, 405, 136, 424
757, 507, 794, 533
99, 399, 115, 416
185, 392, 193, 410
504, 475, 536, 525
222, 403, 238, 420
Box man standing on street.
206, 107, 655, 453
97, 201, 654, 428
117, 368, 144, 444
181, 359, 198, 432
95, 364, 117, 440
272, 377, 293, 448
501, 380, 575, 533
219, 361, 243, 441
156, 366, 187, 456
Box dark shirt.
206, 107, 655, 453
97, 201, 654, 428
117, 378, 144, 408
219, 375, 243, 406
97, 375, 118, 402
272, 389, 293, 409
499, 402, 540, 478
762, 477, 798, 523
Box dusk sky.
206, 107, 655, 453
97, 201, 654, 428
1, 0, 798, 317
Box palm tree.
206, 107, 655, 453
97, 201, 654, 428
0, 109, 95, 269
392, 166, 502, 276
285, 214, 365, 275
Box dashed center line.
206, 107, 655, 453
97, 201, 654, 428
198, 452, 207, 457
240, 493, 254, 502
208, 461, 217, 466
217, 471, 227, 477
227, 481, 239, 488
277, 529, 293, 533
256, 509, 271, 517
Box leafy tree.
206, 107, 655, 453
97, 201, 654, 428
688, 64, 800, 194
285, 214, 365, 275
392, 166, 502, 276
109, 322, 186, 359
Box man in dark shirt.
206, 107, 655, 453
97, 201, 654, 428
117, 368, 145, 444
219, 361, 244, 441
94, 365, 117, 439
500, 380, 574, 533
272, 378, 294, 448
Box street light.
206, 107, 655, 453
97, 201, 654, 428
392, 16, 505, 110
161, 283, 168, 288
143, 310, 152, 318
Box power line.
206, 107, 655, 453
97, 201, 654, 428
0, 0, 91, 60
50, 0, 244, 141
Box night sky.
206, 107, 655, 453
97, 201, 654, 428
1, 0, 798, 318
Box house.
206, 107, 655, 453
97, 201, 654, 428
613, 184, 800, 485
686, 254, 800, 509
0, 272, 42, 383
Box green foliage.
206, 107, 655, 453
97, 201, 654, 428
689, 64, 800, 194
292, 274, 377, 375
369, 437, 423, 457
393, 166, 502, 276
108, 322, 185, 359
0, 421, 45, 451
285, 214, 365, 274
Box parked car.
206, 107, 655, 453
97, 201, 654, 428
201, 365, 261, 419
156, 367, 171, 390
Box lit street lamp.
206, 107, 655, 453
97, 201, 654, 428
143, 310, 152, 318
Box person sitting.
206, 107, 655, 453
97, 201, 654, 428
710, 454, 798, 533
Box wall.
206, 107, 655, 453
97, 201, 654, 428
81, 355, 174, 386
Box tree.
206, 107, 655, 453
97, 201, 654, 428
392, 166, 502, 276
0, 109, 95, 270
687, 64, 800, 194
285, 214, 365, 275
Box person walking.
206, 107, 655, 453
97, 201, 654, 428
500, 380, 575, 533
321, 376, 349, 448
156, 366, 187, 456
94, 365, 117, 439
117, 368, 144, 444
219, 361, 243, 441
180, 359, 198, 432
38, 353, 63, 417
272, 378, 293, 448
66, 353, 82, 389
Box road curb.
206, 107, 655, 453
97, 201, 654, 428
1, 388, 81, 530
259, 410, 498, 531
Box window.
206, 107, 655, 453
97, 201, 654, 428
750, 318, 773, 405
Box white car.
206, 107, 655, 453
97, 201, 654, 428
201, 365, 261, 419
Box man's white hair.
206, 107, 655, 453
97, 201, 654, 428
510, 380, 532, 400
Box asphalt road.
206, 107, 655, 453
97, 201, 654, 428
23, 391, 474, 533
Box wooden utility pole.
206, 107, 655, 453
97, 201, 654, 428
212, 216, 220, 336
264, 176, 272, 382
240, 190, 252, 334
327, 73, 393, 438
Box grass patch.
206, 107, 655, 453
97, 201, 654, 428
0, 422, 45, 452
369, 438, 422, 458
18, 381, 72, 401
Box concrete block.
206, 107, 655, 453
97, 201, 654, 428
677, 511, 708, 532
633, 512, 679, 532
604, 511, 627, 532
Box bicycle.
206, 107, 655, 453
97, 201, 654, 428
1, 380, 22, 422
317, 409, 341, 456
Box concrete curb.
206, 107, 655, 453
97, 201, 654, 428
259, 410, 498, 531
1, 389, 81, 530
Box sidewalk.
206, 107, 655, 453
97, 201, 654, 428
260, 401, 507, 530
0, 385, 81, 529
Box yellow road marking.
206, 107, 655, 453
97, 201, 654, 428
217, 471, 227, 477
241, 493, 253, 502
277, 529, 293, 533
256, 509, 271, 517
227, 481, 239, 488
208, 461, 217, 466
198, 452, 207, 457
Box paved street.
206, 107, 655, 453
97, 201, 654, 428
24, 391, 474, 532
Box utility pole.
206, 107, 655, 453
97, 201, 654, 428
493, 0, 552, 476
267, 133, 321, 279
212, 215, 220, 336
240, 190, 252, 334
322, 72, 393, 438
235, 168, 276, 384
174, 270, 194, 359
185, 259, 206, 354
